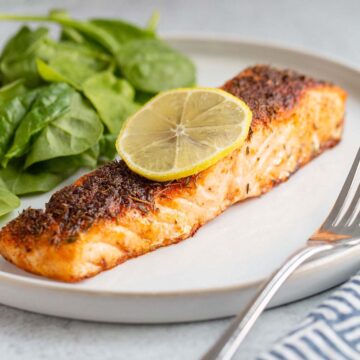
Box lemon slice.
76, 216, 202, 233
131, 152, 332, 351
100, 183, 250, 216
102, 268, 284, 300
116, 88, 252, 181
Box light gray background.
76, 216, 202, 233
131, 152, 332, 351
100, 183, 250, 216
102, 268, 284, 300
0, 0, 358, 359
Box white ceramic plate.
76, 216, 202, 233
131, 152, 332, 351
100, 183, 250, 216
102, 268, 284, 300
0, 36, 359, 323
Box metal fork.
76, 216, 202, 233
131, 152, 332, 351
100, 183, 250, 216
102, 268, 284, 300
203, 147, 360, 360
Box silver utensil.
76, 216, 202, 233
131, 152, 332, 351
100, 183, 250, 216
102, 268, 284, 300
203, 147, 360, 360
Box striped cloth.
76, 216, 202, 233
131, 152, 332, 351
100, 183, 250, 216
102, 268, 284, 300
258, 275, 360, 360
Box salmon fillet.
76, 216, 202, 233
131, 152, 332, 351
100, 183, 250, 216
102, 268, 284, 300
0, 65, 346, 282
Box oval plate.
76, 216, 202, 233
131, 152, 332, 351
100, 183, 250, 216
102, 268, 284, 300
0, 36, 359, 323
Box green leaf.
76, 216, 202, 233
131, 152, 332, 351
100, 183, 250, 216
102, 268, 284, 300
83, 71, 139, 134
99, 133, 117, 162
146, 11, 160, 34
58, 10, 155, 49
0, 12, 197, 94
3, 83, 74, 165
0, 82, 37, 160
0, 163, 64, 195
135, 90, 154, 105
117, 39, 196, 93
0, 26, 49, 87
75, 144, 100, 168
36, 59, 71, 85
36, 39, 111, 89
90, 18, 154, 45
34, 144, 100, 176
46, 11, 120, 54
0, 79, 26, 106
0, 24, 110, 89
0, 12, 157, 55
60, 26, 106, 53
0, 177, 20, 216
25, 91, 103, 167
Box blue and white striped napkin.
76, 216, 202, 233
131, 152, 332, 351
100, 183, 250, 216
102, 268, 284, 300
258, 274, 360, 360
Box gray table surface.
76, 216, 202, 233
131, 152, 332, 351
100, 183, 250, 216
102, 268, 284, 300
0, 0, 359, 359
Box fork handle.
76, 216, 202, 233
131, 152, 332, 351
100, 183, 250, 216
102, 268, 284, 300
202, 243, 334, 360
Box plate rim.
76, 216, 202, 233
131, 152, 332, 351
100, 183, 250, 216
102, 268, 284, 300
165, 32, 360, 74
0, 34, 359, 297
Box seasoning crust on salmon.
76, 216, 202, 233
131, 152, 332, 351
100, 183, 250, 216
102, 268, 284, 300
0, 65, 346, 282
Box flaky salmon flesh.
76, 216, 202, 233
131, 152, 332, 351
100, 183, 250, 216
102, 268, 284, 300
0, 65, 346, 282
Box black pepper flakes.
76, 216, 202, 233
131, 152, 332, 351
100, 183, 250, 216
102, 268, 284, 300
221, 65, 328, 130
66, 236, 77, 244
6, 161, 193, 246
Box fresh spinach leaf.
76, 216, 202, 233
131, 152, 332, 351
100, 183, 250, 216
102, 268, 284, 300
60, 25, 84, 43
36, 59, 72, 86
60, 26, 106, 53
53, 9, 156, 50
0, 12, 121, 54
0, 163, 65, 195
3, 83, 73, 165
146, 11, 160, 34
0, 87, 38, 161
36, 39, 111, 89
117, 39, 196, 93
0, 11, 156, 54
90, 18, 154, 45
25, 91, 103, 167
42, 10, 120, 54
0, 26, 49, 87
99, 133, 117, 162
135, 90, 154, 105
33, 144, 100, 176
83, 71, 139, 134
49, 12, 120, 54
0, 79, 26, 105
74, 144, 100, 168
0, 12, 197, 93
0, 177, 20, 216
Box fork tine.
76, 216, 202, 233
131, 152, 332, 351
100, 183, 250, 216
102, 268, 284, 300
349, 210, 360, 236
355, 210, 360, 226
337, 183, 360, 226
322, 147, 360, 229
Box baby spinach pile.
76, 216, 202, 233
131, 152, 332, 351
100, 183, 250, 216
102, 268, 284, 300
0, 10, 196, 216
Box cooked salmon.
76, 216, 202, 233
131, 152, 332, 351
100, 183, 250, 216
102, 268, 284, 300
0, 65, 346, 282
